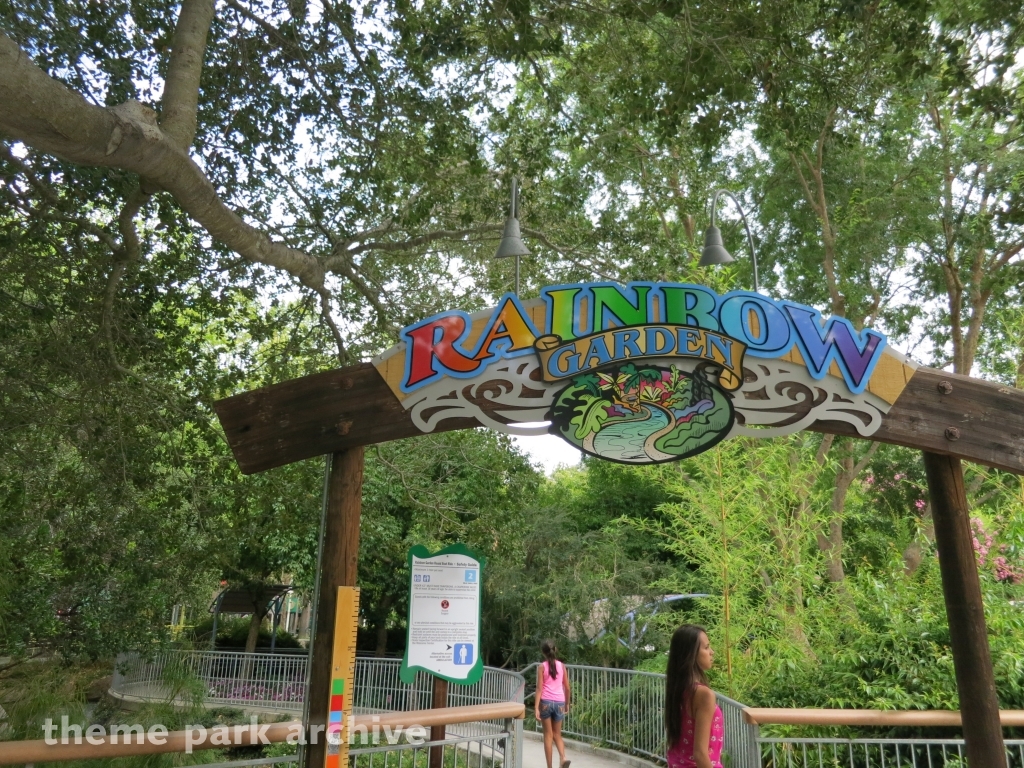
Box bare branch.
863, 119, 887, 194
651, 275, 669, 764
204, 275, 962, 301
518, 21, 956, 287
320, 0, 385, 106
224, 0, 351, 130
333, 224, 501, 262
851, 441, 879, 478
315, 287, 349, 364
328, 253, 396, 330
814, 433, 836, 467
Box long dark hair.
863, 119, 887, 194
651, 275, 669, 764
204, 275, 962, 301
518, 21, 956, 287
541, 639, 559, 679
665, 624, 708, 749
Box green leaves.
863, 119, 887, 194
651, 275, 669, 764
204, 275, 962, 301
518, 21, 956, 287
569, 393, 610, 440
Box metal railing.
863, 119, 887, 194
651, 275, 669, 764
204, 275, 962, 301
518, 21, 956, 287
112, 649, 308, 711
520, 663, 759, 768
111, 652, 522, 713
123, 732, 510, 768
112, 652, 1024, 768
351, 732, 510, 768
110, 652, 523, 768
517, 662, 1024, 768
759, 737, 1024, 767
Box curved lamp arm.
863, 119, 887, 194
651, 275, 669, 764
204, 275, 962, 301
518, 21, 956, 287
710, 189, 760, 293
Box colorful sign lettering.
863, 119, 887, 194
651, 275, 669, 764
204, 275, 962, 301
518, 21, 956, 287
374, 282, 916, 465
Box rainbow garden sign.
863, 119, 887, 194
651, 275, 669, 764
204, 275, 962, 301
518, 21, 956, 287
371, 283, 917, 465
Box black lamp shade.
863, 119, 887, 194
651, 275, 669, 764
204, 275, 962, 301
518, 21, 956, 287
699, 225, 734, 266
494, 216, 531, 259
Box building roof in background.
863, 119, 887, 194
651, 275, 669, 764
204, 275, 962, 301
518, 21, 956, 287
210, 584, 293, 614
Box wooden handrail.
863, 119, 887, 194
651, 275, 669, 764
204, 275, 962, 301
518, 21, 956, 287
742, 708, 1024, 727
0, 702, 524, 765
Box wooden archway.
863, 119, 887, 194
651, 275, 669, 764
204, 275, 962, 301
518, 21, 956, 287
215, 287, 1024, 768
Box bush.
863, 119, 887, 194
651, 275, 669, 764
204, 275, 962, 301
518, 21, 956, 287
188, 616, 302, 650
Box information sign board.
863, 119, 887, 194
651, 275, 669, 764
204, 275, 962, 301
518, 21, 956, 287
400, 543, 484, 685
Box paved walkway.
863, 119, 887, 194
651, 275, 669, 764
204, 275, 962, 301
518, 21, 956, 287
521, 732, 657, 768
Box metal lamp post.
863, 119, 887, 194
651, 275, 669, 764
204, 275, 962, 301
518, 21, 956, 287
699, 189, 760, 293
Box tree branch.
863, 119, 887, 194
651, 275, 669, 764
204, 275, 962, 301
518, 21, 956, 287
851, 441, 879, 478
0, 31, 326, 292
161, 0, 215, 150
0, 143, 121, 252
224, 0, 351, 130
315, 286, 350, 364
102, 187, 150, 373
332, 223, 501, 262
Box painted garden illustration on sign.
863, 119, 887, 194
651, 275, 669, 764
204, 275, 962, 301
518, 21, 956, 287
550, 364, 734, 463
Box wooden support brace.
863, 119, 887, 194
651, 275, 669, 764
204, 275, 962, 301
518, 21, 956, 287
924, 451, 1006, 768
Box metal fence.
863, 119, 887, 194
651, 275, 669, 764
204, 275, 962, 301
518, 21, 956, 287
112, 652, 1024, 768
112, 653, 521, 713
759, 737, 1024, 767
190, 733, 510, 768
110, 652, 523, 768
518, 662, 1024, 768
351, 732, 510, 768
520, 663, 759, 768
112, 649, 308, 711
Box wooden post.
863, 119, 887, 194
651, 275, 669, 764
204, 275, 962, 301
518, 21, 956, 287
304, 448, 364, 768
923, 451, 1006, 768
429, 676, 449, 768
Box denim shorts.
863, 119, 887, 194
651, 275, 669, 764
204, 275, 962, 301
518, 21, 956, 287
539, 699, 566, 722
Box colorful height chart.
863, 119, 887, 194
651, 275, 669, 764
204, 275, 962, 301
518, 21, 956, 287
325, 586, 360, 768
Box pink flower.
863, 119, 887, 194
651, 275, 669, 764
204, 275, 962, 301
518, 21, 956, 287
914, 499, 926, 511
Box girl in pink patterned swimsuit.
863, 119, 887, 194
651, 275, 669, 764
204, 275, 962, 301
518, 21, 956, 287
665, 625, 724, 768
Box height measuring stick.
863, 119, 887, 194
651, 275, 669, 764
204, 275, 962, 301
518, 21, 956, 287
325, 587, 360, 768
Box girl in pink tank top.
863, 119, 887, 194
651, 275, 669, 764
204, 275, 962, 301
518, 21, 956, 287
664, 625, 724, 768
535, 640, 572, 768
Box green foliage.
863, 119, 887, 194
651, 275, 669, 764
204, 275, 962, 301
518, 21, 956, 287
361, 429, 539, 658
188, 617, 301, 651
6, 0, 1024, 741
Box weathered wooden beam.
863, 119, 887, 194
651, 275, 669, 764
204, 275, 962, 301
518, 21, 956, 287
213, 363, 476, 474
811, 367, 1024, 474
924, 451, 1006, 768
304, 448, 363, 768
214, 364, 1024, 475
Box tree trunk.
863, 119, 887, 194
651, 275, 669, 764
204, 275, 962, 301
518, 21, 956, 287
373, 594, 393, 657
903, 501, 934, 575
245, 611, 264, 655
816, 440, 878, 583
